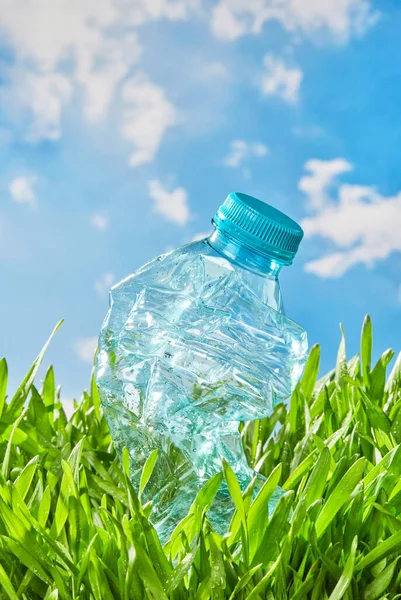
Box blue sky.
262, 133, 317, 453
1, 0, 401, 406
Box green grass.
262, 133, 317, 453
1, 316, 401, 598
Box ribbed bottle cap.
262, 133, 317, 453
212, 192, 303, 265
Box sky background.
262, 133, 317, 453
1, 0, 401, 408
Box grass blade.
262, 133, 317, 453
0, 358, 8, 418
0, 562, 19, 600
361, 315, 372, 388
5, 320, 63, 421
301, 344, 321, 401
252, 490, 294, 566
328, 536, 358, 600
139, 449, 158, 497
315, 458, 366, 539
362, 556, 399, 600
356, 530, 401, 571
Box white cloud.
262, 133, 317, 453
124, 0, 201, 26
74, 336, 98, 364
299, 158, 401, 278
121, 73, 177, 167
9, 175, 38, 205
148, 180, 191, 226
90, 213, 108, 230
95, 272, 115, 296
191, 231, 211, 242
0, 0, 197, 70
75, 33, 143, 122
261, 55, 303, 104
211, 3, 247, 40
0, 0, 378, 169
0, 0, 183, 161
2, 69, 72, 141
299, 158, 353, 210
0, 0, 118, 137
223, 140, 268, 168
210, 0, 378, 43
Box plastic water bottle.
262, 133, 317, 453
95, 192, 308, 541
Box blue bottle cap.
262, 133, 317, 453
212, 192, 304, 265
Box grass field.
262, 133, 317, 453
1, 316, 401, 599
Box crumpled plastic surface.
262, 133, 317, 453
95, 241, 308, 541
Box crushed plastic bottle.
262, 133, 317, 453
95, 192, 308, 541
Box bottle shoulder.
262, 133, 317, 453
111, 239, 284, 314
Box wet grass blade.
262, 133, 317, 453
315, 458, 366, 539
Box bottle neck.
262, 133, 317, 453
207, 227, 284, 278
